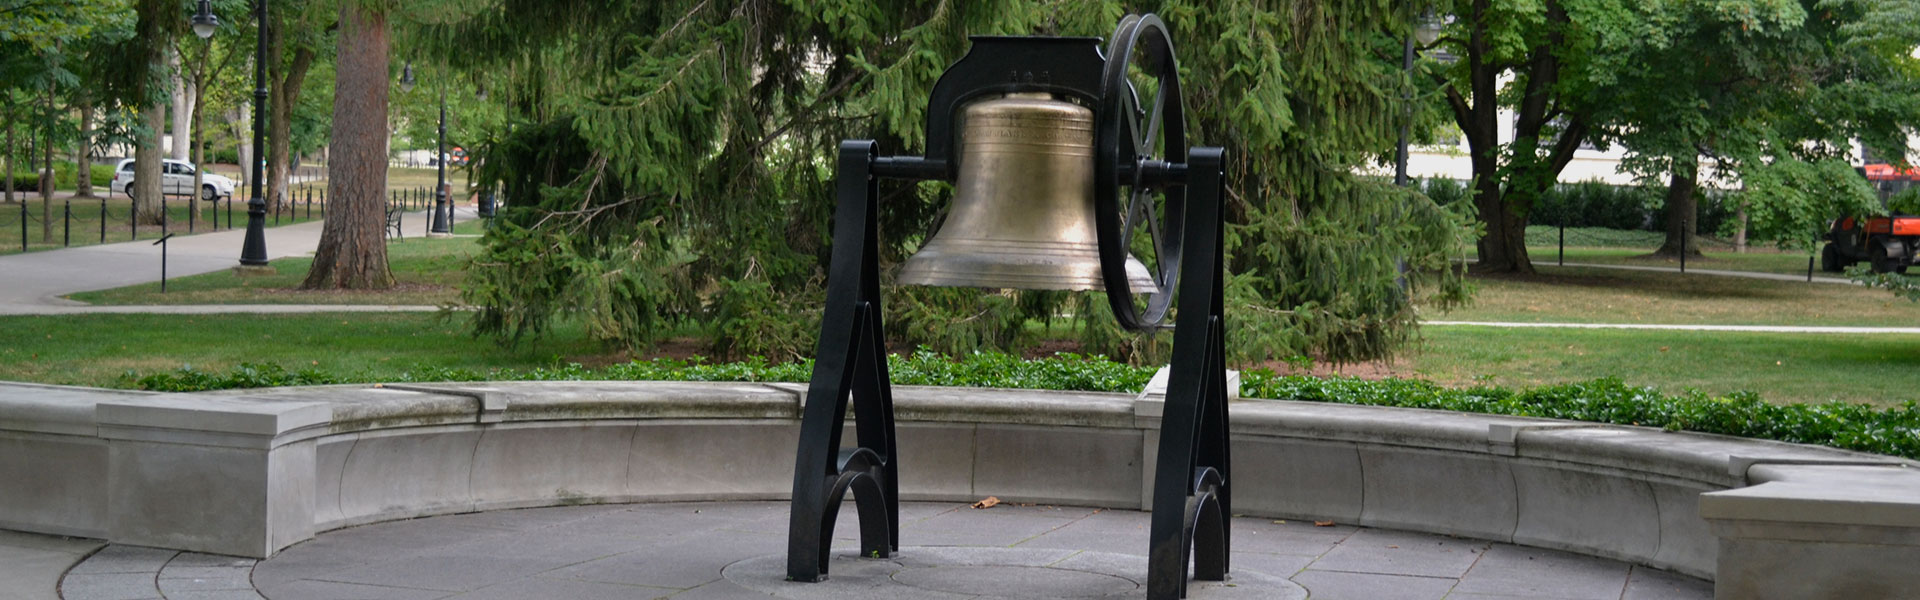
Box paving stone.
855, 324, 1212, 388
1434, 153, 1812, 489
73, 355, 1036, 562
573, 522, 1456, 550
1450, 544, 1629, 599
165, 553, 257, 569
157, 570, 255, 593
1225, 518, 1354, 556
231, 501, 1708, 600
727, 500, 960, 538
66, 546, 176, 574
666, 578, 779, 599
160, 591, 265, 600
542, 529, 782, 589
58, 573, 161, 600
898, 503, 1099, 547
1291, 570, 1457, 600
315, 554, 579, 593
1623, 565, 1717, 600
253, 579, 451, 600
1306, 528, 1488, 578
1229, 551, 1316, 578
1007, 508, 1150, 551
437, 577, 681, 600
159, 566, 255, 581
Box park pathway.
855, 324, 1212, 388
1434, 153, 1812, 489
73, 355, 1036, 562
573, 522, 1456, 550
0, 207, 468, 315
1557, 261, 1856, 285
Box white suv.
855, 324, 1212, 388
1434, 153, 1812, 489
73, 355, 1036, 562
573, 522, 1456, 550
112, 158, 236, 201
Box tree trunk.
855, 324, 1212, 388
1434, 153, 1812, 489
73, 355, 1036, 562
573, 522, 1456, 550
303, 2, 393, 290
5, 121, 14, 205
1733, 203, 1748, 254
1655, 155, 1700, 257
76, 100, 95, 199
268, 20, 315, 215
170, 50, 192, 161
133, 101, 166, 225
1471, 173, 1534, 273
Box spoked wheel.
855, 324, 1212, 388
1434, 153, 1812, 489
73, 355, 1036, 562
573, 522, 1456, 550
1095, 14, 1188, 332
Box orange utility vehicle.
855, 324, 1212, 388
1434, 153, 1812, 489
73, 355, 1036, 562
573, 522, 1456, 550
1823, 164, 1920, 274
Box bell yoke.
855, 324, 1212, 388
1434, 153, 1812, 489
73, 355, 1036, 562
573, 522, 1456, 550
785, 14, 1234, 600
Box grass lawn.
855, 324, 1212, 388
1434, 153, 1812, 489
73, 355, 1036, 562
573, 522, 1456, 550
0, 312, 601, 389
0, 308, 1912, 407
66, 219, 488, 306
1524, 246, 1820, 276
1468, 226, 1824, 276
1409, 326, 1920, 407
1438, 265, 1920, 327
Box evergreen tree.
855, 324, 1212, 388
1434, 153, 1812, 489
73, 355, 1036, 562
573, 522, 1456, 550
432, 0, 1470, 365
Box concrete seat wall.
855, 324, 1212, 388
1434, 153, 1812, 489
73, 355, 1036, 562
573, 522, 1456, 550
2, 380, 1915, 600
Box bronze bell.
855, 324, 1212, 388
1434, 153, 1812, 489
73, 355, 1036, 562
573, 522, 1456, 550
899, 93, 1159, 293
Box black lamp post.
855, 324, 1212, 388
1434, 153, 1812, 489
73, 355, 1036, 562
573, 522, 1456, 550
402, 63, 452, 236
198, 0, 270, 267
431, 89, 450, 236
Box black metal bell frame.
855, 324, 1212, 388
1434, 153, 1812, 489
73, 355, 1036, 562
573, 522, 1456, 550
786, 14, 1232, 600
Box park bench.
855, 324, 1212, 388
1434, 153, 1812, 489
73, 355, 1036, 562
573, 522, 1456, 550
385, 204, 403, 240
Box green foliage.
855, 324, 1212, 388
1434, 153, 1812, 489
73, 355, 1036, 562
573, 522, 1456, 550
1530, 180, 1654, 231
4, 161, 115, 191
1847, 266, 1920, 302
134, 362, 339, 392
439, 0, 1468, 366
1239, 374, 1920, 460
1888, 188, 1920, 216
1738, 158, 1883, 251
131, 356, 1920, 460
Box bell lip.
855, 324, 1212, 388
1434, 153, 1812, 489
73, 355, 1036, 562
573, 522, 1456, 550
896, 255, 1162, 296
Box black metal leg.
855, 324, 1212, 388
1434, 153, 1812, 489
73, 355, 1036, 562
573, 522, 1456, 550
788, 140, 898, 583
1147, 147, 1231, 600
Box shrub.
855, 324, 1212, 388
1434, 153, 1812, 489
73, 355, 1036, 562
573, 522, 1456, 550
6, 162, 116, 192
129, 356, 1920, 460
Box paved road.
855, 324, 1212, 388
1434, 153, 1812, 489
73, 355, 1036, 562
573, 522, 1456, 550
0, 208, 470, 315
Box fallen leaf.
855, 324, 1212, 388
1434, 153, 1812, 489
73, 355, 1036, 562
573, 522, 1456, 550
1271, 520, 1287, 524
1387, 545, 1400, 549
1313, 520, 1335, 527
971, 496, 1001, 509
1658, 346, 1669, 352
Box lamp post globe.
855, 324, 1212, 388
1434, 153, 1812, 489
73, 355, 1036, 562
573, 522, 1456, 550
191, 0, 218, 39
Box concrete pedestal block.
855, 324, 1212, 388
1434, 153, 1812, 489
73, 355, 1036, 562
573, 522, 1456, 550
1701, 464, 1920, 599
894, 423, 979, 501
95, 395, 327, 558
1710, 525, 1920, 599
973, 425, 1142, 508
469, 423, 633, 509
625, 421, 796, 501
0, 435, 108, 538
1510, 463, 1660, 562
105, 439, 315, 558
329, 429, 484, 528
1229, 437, 1363, 524
1358, 448, 1517, 541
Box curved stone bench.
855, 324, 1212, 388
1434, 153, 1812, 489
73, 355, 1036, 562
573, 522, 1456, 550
1, 380, 1915, 600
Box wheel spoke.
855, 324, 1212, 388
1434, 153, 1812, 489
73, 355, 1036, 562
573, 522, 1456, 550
1139, 84, 1165, 160
1122, 185, 1151, 253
